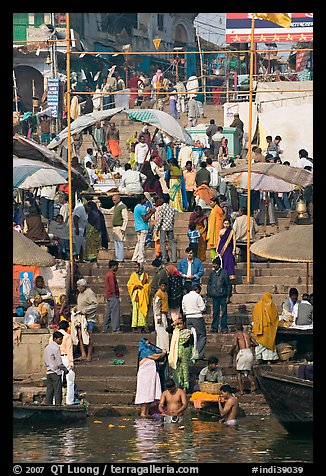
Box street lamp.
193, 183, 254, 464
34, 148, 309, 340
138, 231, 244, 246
122, 44, 131, 88
172, 47, 185, 82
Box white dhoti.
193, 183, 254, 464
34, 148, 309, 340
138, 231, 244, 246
154, 312, 170, 351
135, 359, 162, 405
70, 312, 89, 346
255, 343, 278, 361
236, 348, 254, 371
163, 415, 183, 424
61, 355, 75, 405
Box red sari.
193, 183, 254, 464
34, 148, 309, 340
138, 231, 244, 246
129, 76, 140, 104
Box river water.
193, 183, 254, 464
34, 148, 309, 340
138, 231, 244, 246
13, 415, 312, 464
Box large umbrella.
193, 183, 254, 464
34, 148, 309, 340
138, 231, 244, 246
13, 157, 67, 189
250, 225, 313, 291
13, 134, 88, 190
47, 107, 125, 149
13, 229, 55, 267
219, 163, 313, 192
125, 108, 194, 146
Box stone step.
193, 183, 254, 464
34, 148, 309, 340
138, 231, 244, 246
76, 363, 138, 377
89, 282, 312, 297
77, 376, 136, 393
86, 392, 135, 405
91, 292, 291, 306
91, 346, 235, 361
86, 402, 271, 417
245, 275, 313, 285
91, 332, 235, 345
78, 262, 310, 276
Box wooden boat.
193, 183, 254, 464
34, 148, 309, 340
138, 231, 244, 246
13, 401, 88, 424
276, 327, 313, 358
253, 364, 313, 433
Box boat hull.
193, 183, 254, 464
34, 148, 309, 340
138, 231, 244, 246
13, 402, 88, 424
253, 365, 313, 433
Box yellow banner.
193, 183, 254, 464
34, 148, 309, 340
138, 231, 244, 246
253, 13, 291, 28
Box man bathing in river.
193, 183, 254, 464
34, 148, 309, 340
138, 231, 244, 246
218, 384, 239, 425
229, 322, 258, 394
158, 378, 188, 424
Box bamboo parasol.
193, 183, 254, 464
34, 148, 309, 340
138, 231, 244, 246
13, 230, 55, 267
250, 225, 313, 292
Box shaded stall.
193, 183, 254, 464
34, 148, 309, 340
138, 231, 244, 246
13, 134, 88, 191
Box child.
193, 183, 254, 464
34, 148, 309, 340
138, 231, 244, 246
53, 294, 71, 328
187, 222, 201, 258
153, 283, 170, 351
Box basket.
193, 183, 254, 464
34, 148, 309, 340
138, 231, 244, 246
276, 343, 296, 361
198, 382, 222, 394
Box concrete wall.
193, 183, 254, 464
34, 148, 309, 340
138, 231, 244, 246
40, 260, 69, 302
13, 329, 50, 378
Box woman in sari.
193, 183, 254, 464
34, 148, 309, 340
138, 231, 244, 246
216, 218, 237, 293
141, 159, 163, 198
167, 158, 188, 212
127, 262, 150, 333
135, 338, 167, 417
153, 198, 164, 258
106, 122, 121, 158
24, 201, 50, 242
207, 197, 225, 261
252, 292, 279, 364
84, 201, 109, 262
189, 205, 208, 262
165, 265, 184, 323
168, 319, 196, 392
126, 131, 138, 169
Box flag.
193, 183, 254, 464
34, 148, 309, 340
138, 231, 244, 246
252, 13, 291, 28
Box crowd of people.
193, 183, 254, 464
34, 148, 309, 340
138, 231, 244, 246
13, 64, 313, 422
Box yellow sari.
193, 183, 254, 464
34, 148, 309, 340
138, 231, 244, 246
127, 272, 150, 328
252, 292, 279, 351
169, 166, 183, 212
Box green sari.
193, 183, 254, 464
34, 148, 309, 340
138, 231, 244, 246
84, 223, 101, 261
172, 328, 193, 390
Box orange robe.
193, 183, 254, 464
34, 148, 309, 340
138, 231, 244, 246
207, 204, 225, 250
252, 292, 279, 351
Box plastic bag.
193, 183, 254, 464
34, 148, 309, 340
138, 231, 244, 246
23, 308, 41, 327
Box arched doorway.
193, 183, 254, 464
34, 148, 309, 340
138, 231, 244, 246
174, 24, 188, 43
13, 65, 44, 111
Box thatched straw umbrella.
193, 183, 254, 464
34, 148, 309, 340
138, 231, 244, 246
13, 229, 55, 267
250, 225, 312, 291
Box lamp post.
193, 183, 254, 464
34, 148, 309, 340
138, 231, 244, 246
172, 47, 185, 83
122, 44, 131, 89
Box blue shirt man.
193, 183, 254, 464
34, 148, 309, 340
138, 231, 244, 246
132, 194, 156, 263
177, 247, 204, 287
134, 203, 149, 232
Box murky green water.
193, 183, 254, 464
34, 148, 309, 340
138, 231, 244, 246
13, 415, 312, 464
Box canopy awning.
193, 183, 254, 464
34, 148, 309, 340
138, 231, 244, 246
47, 108, 125, 149
250, 225, 313, 263
219, 163, 313, 191
13, 134, 88, 190
13, 157, 67, 189
125, 109, 194, 146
